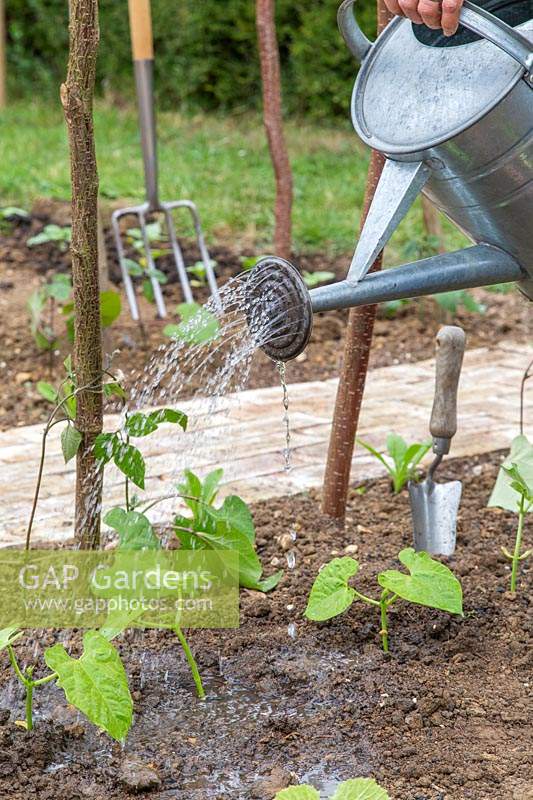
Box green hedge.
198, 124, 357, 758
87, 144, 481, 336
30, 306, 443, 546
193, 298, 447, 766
6, 0, 376, 118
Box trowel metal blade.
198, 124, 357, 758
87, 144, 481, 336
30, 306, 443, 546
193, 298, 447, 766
408, 478, 462, 556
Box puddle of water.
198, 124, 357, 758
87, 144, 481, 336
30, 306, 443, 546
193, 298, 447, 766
0, 647, 367, 798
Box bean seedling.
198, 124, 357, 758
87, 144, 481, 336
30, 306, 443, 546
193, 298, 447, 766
27, 223, 72, 251
174, 468, 283, 592
357, 433, 431, 493
488, 434, 533, 593
0, 626, 132, 741
305, 548, 463, 651
28, 274, 121, 350
275, 777, 389, 799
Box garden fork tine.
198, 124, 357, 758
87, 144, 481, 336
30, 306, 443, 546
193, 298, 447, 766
113, 0, 220, 322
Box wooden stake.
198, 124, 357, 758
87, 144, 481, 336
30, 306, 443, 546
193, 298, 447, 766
422, 196, 445, 252
61, 0, 103, 549
321, 0, 393, 520
256, 0, 293, 259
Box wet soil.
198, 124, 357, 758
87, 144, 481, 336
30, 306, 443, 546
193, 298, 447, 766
0, 205, 531, 429
0, 450, 531, 799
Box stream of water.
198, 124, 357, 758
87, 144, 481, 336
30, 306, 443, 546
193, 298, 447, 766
77, 272, 307, 535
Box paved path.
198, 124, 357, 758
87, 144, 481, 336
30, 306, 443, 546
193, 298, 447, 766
0, 341, 530, 547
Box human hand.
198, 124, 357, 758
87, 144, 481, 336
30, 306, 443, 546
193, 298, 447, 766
383, 0, 465, 37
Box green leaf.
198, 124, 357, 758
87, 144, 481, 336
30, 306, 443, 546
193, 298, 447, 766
502, 463, 533, 505
124, 258, 143, 277
177, 468, 222, 517
104, 381, 126, 400
488, 435, 533, 513
36, 381, 58, 404
142, 279, 155, 303
275, 787, 320, 800
113, 442, 145, 489
251, 569, 284, 592
211, 494, 254, 542
47, 274, 72, 302
378, 548, 463, 615
149, 408, 187, 430
0, 206, 30, 220
61, 424, 82, 463
357, 439, 392, 474
125, 408, 187, 437
125, 412, 159, 437
386, 433, 408, 472
0, 627, 23, 652
305, 557, 358, 621
164, 302, 220, 345
93, 432, 118, 465
104, 508, 161, 550
302, 270, 335, 288
99, 607, 145, 641
100, 291, 121, 327
332, 778, 389, 800
44, 631, 132, 742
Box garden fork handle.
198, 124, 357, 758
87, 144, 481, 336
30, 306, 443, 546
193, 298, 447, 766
128, 0, 159, 211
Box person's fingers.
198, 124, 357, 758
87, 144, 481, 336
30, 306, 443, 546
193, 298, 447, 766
398, 0, 424, 24
418, 0, 443, 28
384, 0, 406, 17
441, 0, 464, 35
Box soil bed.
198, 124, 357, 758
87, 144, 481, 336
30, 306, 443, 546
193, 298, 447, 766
0, 209, 531, 428
0, 450, 531, 799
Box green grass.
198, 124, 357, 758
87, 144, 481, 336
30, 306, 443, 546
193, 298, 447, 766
0, 100, 467, 261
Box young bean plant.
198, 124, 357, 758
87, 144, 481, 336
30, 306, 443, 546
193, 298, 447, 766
357, 433, 431, 494
488, 434, 532, 593
174, 468, 283, 593
28, 273, 121, 351
124, 221, 169, 304
275, 777, 389, 799
27, 223, 72, 251
305, 548, 463, 652
0, 625, 132, 741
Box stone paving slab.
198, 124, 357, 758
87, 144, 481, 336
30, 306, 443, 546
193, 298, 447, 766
0, 342, 531, 547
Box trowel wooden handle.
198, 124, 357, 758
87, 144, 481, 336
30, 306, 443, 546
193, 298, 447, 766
430, 326, 466, 454
128, 0, 154, 62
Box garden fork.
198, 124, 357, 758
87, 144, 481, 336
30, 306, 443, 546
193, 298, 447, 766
112, 0, 219, 321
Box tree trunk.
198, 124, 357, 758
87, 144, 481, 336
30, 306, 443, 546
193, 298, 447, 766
321, 0, 393, 520
256, 0, 292, 260
61, 0, 103, 549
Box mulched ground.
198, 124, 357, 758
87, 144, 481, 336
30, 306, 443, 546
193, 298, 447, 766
0, 450, 531, 799
0, 202, 530, 428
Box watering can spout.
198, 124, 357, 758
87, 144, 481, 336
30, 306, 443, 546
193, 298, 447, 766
245, 244, 525, 362
309, 244, 525, 314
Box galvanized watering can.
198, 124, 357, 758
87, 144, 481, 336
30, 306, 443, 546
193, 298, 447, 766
248, 0, 533, 361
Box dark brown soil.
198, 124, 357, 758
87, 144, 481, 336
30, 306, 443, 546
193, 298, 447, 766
0, 204, 530, 429
0, 450, 531, 799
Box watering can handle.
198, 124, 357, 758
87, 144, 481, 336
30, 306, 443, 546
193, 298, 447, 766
338, 0, 533, 76
430, 326, 466, 455
337, 0, 373, 63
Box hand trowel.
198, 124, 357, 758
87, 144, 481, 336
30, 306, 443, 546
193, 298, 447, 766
409, 326, 466, 556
